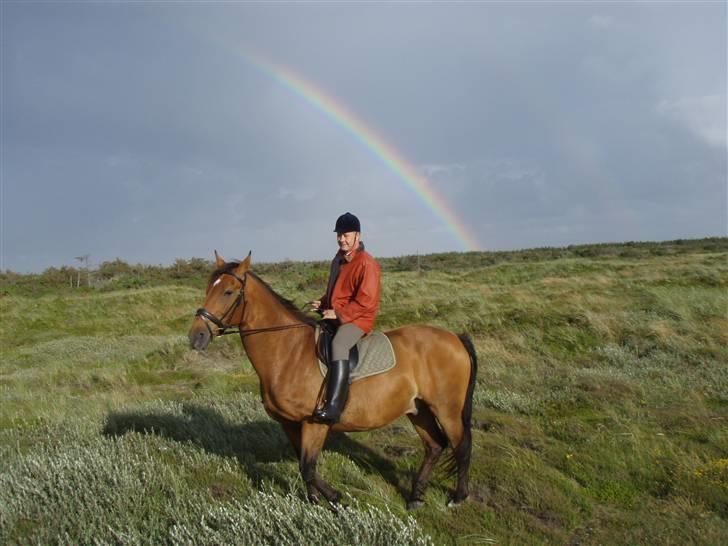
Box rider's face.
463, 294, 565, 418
337, 231, 359, 253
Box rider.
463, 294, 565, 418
309, 212, 381, 424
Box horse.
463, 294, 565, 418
187, 251, 477, 509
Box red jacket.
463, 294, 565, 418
322, 248, 381, 333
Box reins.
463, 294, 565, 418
238, 322, 310, 337
195, 271, 311, 337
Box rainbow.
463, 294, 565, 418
246, 52, 481, 251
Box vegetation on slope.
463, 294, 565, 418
1, 238, 726, 544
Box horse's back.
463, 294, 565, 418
383, 324, 473, 403
384, 324, 470, 362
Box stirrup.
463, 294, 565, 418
312, 406, 340, 424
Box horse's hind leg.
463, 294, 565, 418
406, 400, 449, 510
299, 421, 341, 505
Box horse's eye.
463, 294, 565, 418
224, 289, 234, 296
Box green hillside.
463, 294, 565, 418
1, 239, 726, 544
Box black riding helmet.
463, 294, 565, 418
334, 212, 361, 233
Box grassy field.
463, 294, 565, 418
1, 239, 727, 544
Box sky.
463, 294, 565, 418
2, 1, 726, 273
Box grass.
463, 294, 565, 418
1, 238, 727, 544
1, 398, 431, 545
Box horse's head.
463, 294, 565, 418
188, 250, 251, 351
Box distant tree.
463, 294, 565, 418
74, 255, 90, 287
97, 259, 133, 279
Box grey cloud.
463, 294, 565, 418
2, 2, 725, 271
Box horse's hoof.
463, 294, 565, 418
446, 495, 468, 508
307, 493, 320, 504
326, 491, 342, 505
407, 499, 424, 511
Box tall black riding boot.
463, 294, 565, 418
313, 359, 350, 424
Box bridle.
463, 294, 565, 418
195, 271, 248, 336
195, 271, 309, 337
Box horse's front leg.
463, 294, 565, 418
280, 420, 302, 459
300, 421, 341, 505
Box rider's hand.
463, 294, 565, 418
308, 300, 322, 311
321, 309, 337, 320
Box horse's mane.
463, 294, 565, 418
209, 262, 316, 328
248, 272, 317, 327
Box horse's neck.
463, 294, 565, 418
240, 276, 314, 383
242, 275, 297, 330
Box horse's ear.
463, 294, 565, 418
214, 250, 225, 268
236, 251, 252, 274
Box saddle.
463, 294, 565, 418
315, 321, 396, 382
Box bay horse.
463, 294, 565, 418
187, 251, 477, 509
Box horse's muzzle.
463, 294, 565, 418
188, 323, 211, 351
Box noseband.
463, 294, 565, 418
195, 271, 310, 337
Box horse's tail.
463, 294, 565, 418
458, 333, 478, 436
443, 333, 478, 477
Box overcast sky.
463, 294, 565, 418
2, 1, 726, 272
